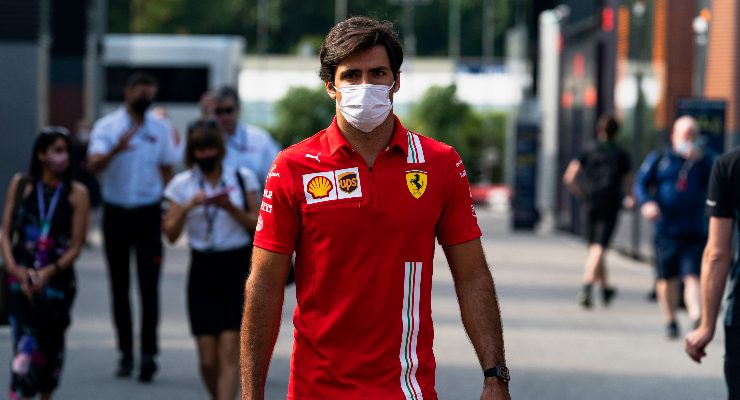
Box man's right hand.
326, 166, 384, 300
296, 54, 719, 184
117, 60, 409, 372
640, 201, 661, 221
114, 124, 139, 153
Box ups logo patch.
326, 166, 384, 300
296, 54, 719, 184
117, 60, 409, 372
337, 172, 358, 194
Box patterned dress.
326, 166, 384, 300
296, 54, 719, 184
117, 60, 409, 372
6, 181, 76, 399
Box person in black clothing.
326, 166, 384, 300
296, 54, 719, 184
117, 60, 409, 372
563, 115, 633, 309
1, 127, 89, 398
685, 146, 740, 399
87, 73, 179, 382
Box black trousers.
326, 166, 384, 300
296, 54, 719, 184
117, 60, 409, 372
102, 202, 163, 359
727, 325, 740, 400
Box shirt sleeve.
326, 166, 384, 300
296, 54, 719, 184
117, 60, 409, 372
706, 156, 733, 218
634, 151, 660, 205
437, 147, 483, 246
252, 153, 300, 255
163, 173, 188, 205
157, 119, 180, 166
88, 119, 114, 156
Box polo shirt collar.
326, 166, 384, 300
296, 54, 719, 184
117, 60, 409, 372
326, 114, 410, 157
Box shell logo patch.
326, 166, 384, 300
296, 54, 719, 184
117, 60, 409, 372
405, 170, 427, 199
302, 172, 338, 204
307, 176, 333, 199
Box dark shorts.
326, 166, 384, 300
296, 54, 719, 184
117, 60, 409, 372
188, 246, 252, 336
584, 206, 619, 248
726, 325, 740, 399
654, 234, 706, 280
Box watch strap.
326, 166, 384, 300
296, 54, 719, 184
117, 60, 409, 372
483, 365, 510, 382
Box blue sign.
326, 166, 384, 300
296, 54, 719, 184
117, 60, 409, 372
676, 98, 726, 155
511, 122, 539, 230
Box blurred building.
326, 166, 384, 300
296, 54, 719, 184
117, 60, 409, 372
0, 0, 103, 204
540, 0, 735, 258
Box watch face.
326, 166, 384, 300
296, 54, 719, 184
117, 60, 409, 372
498, 366, 510, 381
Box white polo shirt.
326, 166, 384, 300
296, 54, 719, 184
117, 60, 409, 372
222, 123, 281, 187
89, 107, 179, 207
164, 165, 258, 251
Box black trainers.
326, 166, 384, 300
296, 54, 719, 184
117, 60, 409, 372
138, 358, 158, 383
115, 356, 134, 378
578, 289, 592, 309
666, 321, 680, 339
602, 287, 618, 306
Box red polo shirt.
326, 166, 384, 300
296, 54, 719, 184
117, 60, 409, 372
254, 115, 481, 400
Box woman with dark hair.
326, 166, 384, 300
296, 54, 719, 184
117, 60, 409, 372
1, 126, 89, 399
163, 120, 259, 400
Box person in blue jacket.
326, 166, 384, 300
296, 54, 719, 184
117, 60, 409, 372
635, 115, 714, 339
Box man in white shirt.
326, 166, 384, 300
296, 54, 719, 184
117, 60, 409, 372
212, 86, 281, 186
88, 73, 178, 383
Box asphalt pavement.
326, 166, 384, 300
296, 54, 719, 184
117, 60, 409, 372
0, 208, 727, 399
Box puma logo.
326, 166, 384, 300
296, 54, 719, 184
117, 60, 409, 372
305, 153, 321, 163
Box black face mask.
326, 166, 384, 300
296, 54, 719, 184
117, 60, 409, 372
131, 97, 153, 115
195, 156, 219, 172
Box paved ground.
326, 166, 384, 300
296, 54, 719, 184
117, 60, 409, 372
0, 208, 727, 399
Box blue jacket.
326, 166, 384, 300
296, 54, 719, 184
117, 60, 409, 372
634, 148, 714, 237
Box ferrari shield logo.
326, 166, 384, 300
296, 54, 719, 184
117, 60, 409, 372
405, 170, 427, 199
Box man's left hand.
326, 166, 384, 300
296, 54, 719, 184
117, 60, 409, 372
685, 325, 715, 363
481, 378, 511, 400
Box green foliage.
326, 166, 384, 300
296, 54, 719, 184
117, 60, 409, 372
409, 85, 471, 151
129, 0, 184, 33
108, 0, 516, 57
271, 86, 335, 147
408, 84, 507, 183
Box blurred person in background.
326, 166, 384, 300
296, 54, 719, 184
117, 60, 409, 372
87, 72, 179, 382
563, 115, 632, 309
199, 91, 216, 121
151, 106, 183, 155
1, 127, 89, 399
685, 145, 740, 400
635, 116, 714, 339
163, 120, 259, 400
211, 86, 281, 185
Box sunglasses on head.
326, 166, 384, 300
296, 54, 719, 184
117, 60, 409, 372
187, 119, 220, 137
214, 107, 236, 115
40, 126, 70, 136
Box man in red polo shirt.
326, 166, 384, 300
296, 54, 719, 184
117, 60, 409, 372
241, 17, 510, 400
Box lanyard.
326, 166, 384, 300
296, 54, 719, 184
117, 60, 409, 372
676, 159, 695, 192
198, 177, 225, 245
36, 181, 64, 239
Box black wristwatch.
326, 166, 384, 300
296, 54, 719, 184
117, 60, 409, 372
483, 365, 510, 382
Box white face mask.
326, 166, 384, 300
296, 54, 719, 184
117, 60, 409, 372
334, 83, 394, 133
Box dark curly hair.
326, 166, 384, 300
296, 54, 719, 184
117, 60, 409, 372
319, 16, 403, 84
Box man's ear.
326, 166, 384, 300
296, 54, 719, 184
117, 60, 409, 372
325, 81, 337, 100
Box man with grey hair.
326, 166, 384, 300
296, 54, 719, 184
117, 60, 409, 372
210, 86, 281, 185
635, 116, 714, 339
